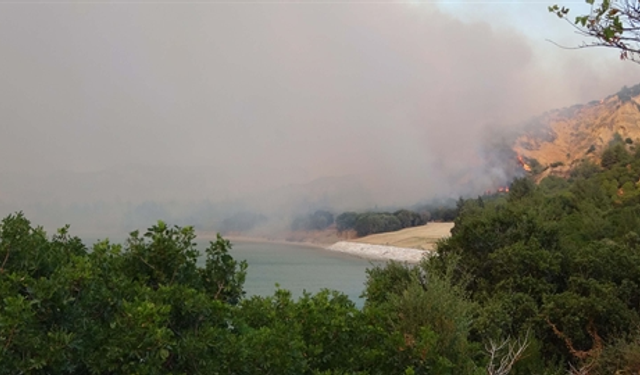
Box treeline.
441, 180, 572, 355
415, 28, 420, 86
413, 200, 458, 222
290, 204, 457, 237
336, 209, 429, 236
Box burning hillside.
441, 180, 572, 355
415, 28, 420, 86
517, 154, 532, 172
464, 131, 532, 195
513, 83, 640, 179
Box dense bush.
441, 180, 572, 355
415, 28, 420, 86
0, 213, 486, 374
353, 213, 402, 237
393, 209, 428, 229
433, 141, 640, 372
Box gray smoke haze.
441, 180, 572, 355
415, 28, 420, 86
1, 1, 639, 234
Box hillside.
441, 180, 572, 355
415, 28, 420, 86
513, 84, 640, 180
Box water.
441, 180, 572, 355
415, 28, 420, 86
85, 236, 376, 307
199, 240, 377, 306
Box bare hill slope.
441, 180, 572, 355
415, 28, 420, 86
513, 84, 640, 179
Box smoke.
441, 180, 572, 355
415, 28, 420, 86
0, 2, 639, 234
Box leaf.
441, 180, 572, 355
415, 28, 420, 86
159, 348, 169, 360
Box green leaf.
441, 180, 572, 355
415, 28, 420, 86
159, 348, 169, 360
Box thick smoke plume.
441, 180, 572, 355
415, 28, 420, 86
0, 2, 639, 234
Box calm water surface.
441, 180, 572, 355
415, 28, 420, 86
86, 236, 375, 306
198, 240, 377, 306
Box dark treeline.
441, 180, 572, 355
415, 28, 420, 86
288, 198, 460, 237
413, 200, 459, 222
292, 206, 452, 237
336, 209, 429, 237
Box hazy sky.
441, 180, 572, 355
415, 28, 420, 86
1, 0, 640, 219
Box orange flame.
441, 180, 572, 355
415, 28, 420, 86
485, 186, 510, 196
517, 154, 532, 172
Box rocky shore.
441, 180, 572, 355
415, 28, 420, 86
325, 241, 432, 263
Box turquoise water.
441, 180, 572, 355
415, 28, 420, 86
199, 240, 376, 306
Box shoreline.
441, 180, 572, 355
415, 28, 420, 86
326, 241, 431, 263
197, 232, 432, 263
197, 233, 331, 250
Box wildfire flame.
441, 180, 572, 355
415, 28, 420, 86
484, 186, 510, 196
517, 154, 532, 172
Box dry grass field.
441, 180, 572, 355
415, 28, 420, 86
350, 222, 454, 250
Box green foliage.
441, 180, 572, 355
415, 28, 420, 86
354, 213, 401, 237
362, 260, 481, 375
570, 159, 600, 179
335, 209, 428, 237
601, 142, 630, 169
539, 176, 570, 194
610, 132, 625, 146
549, 1, 640, 62
434, 141, 640, 370
0, 212, 487, 374
0, 214, 252, 374
393, 209, 426, 229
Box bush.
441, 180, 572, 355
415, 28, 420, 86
0, 212, 486, 375
354, 213, 401, 237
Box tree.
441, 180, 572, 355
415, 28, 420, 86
0, 212, 491, 374
336, 211, 358, 232
549, 0, 640, 63
393, 209, 427, 229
